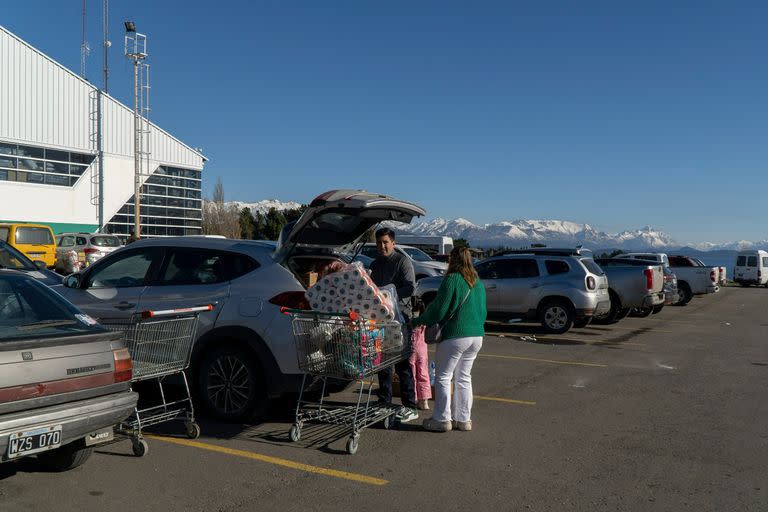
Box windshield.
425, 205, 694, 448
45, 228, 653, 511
401, 246, 434, 262
0, 242, 36, 270
0, 273, 106, 341
15, 227, 54, 245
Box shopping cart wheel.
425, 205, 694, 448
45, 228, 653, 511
346, 435, 359, 455
382, 415, 393, 430
289, 424, 301, 443
185, 422, 201, 439
132, 439, 149, 457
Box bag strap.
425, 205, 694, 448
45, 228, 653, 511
441, 285, 472, 326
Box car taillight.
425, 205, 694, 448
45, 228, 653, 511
710, 270, 716, 282
84, 247, 98, 254
269, 292, 311, 310
113, 348, 133, 383
586, 276, 596, 290
644, 268, 653, 290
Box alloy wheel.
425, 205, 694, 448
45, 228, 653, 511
207, 355, 253, 415
544, 306, 568, 330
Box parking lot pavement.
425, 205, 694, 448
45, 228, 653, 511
2, 286, 767, 512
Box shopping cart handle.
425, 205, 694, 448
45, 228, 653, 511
281, 307, 357, 319
141, 304, 215, 318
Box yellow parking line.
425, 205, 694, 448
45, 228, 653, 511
474, 395, 536, 405
478, 353, 607, 368
146, 435, 388, 486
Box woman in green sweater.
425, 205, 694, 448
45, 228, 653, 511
412, 247, 487, 432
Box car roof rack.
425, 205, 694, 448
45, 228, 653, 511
498, 246, 592, 257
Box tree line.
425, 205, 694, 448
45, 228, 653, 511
201, 178, 307, 240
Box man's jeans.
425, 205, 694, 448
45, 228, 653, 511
377, 326, 417, 408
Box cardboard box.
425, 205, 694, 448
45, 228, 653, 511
299, 271, 318, 288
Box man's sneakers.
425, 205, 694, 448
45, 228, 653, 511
395, 406, 419, 423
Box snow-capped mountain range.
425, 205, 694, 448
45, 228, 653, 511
230, 199, 303, 215
225, 199, 766, 251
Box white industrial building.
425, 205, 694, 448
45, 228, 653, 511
0, 25, 206, 238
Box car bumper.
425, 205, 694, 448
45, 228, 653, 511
707, 285, 719, 293
642, 292, 665, 308
576, 300, 611, 319
664, 291, 680, 305
0, 390, 138, 462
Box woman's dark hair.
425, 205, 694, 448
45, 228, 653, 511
375, 227, 396, 241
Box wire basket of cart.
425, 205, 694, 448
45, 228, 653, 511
98, 305, 212, 456
284, 308, 409, 455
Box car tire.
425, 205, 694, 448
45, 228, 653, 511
594, 291, 624, 324
572, 317, 591, 328
37, 443, 93, 472
651, 304, 664, 314
539, 300, 574, 334
677, 282, 692, 305
196, 345, 268, 422
630, 307, 653, 318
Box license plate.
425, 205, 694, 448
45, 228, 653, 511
28, 252, 44, 257
7, 425, 62, 459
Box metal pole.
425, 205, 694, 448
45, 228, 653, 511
133, 59, 141, 239
97, 90, 104, 231
103, 0, 109, 93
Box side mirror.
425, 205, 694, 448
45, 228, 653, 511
64, 273, 82, 289
34, 260, 47, 270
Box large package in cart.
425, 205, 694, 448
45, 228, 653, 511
304, 261, 401, 322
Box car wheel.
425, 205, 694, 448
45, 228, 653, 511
594, 291, 624, 324
572, 317, 591, 328
37, 443, 93, 472
539, 300, 574, 334
197, 345, 268, 422
630, 307, 653, 318
677, 282, 692, 305
651, 304, 664, 314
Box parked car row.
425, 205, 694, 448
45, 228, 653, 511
0, 189, 745, 471
415, 248, 725, 335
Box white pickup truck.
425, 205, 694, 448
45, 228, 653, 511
620, 253, 718, 305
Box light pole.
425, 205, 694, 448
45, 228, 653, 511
124, 21, 147, 240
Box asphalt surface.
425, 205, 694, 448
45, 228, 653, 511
1, 286, 766, 511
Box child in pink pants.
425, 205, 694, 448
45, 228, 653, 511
409, 325, 432, 410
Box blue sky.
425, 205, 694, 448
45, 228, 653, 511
4, 1, 767, 243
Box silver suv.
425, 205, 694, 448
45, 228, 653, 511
55, 189, 425, 421
359, 243, 447, 280
416, 248, 610, 334
55, 233, 123, 273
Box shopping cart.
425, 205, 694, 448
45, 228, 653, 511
284, 309, 409, 455
99, 305, 211, 456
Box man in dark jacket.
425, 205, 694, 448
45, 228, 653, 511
370, 227, 419, 423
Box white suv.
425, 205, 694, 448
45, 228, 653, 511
56, 190, 425, 421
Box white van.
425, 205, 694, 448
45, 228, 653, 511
734, 250, 768, 287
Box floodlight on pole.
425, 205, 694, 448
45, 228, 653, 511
125, 21, 149, 240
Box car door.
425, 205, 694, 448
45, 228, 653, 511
495, 259, 542, 314
474, 260, 502, 313
56, 235, 75, 265
60, 246, 163, 322
744, 255, 758, 282
136, 248, 232, 337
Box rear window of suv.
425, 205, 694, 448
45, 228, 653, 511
580, 258, 604, 275
91, 235, 121, 247
736, 256, 746, 266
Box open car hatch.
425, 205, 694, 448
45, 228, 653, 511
275, 189, 426, 262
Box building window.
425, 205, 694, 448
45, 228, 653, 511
0, 140, 95, 188
104, 165, 203, 239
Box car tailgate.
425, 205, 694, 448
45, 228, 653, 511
0, 330, 130, 415
650, 265, 664, 294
